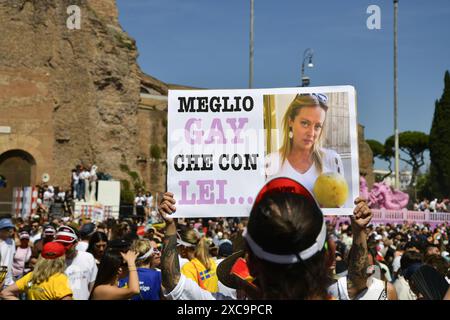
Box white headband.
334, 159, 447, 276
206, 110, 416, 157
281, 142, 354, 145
137, 247, 155, 261
176, 238, 196, 248
242, 222, 327, 264
55, 231, 78, 243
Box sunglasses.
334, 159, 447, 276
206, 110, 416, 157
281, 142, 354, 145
297, 93, 328, 104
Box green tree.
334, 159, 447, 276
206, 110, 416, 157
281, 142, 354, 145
150, 144, 162, 160
119, 164, 146, 203
385, 131, 429, 187
429, 71, 450, 198
366, 139, 394, 180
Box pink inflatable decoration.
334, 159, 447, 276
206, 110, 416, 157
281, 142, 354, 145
360, 176, 370, 201
359, 176, 409, 210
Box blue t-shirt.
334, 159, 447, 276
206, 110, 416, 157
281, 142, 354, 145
119, 268, 162, 300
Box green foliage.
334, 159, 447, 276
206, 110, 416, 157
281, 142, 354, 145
128, 171, 139, 181
384, 131, 429, 187
114, 33, 136, 51
119, 164, 130, 173
121, 189, 135, 204
120, 179, 130, 191
385, 131, 429, 157
366, 139, 385, 160
429, 71, 450, 198
150, 144, 162, 160
119, 164, 145, 199
415, 171, 432, 200
367, 139, 394, 179
120, 180, 134, 204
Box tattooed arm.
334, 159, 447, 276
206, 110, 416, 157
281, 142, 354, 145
347, 197, 372, 299
158, 192, 180, 292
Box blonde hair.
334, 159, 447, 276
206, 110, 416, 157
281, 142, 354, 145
131, 239, 152, 267
180, 229, 212, 270
31, 255, 66, 285
279, 95, 328, 173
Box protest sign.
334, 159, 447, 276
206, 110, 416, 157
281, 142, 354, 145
168, 86, 359, 217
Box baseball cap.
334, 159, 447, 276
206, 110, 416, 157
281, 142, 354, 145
43, 225, 56, 237
217, 177, 326, 288
41, 241, 67, 259
218, 242, 233, 258
0, 218, 14, 230
55, 225, 78, 244
79, 223, 96, 237
19, 231, 30, 240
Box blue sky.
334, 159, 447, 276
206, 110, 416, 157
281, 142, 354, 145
116, 0, 450, 172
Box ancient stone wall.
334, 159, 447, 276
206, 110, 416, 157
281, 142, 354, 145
0, 0, 141, 189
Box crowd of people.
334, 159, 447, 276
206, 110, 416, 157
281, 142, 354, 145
1, 177, 450, 300
413, 198, 450, 212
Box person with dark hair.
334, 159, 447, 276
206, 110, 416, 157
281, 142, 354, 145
425, 244, 440, 257
87, 231, 108, 266
76, 222, 96, 252
424, 254, 450, 279
30, 224, 56, 267
90, 249, 140, 300
12, 231, 32, 279
409, 265, 449, 300
392, 250, 423, 300
158, 177, 372, 300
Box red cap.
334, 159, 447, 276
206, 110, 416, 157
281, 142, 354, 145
41, 241, 67, 259
254, 177, 316, 207
137, 226, 145, 236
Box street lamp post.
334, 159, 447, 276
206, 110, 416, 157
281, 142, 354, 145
301, 48, 314, 87
394, 0, 400, 189
249, 0, 254, 89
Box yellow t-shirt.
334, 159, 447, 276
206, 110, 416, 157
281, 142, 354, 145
181, 258, 218, 293
15, 272, 73, 300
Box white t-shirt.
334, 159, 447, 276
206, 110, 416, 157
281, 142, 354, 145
328, 276, 388, 300
178, 255, 189, 269
393, 275, 417, 300
146, 196, 153, 208
29, 232, 42, 245
43, 191, 54, 201
75, 241, 89, 252
57, 192, 66, 201
135, 196, 145, 206
89, 168, 97, 181
164, 274, 234, 300
65, 250, 98, 300
80, 171, 90, 180
265, 148, 344, 195
392, 255, 402, 273
0, 238, 16, 286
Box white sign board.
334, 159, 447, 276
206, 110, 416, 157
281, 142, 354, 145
168, 86, 359, 217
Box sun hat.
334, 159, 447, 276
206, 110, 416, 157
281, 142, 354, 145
55, 225, 78, 244
0, 218, 14, 230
